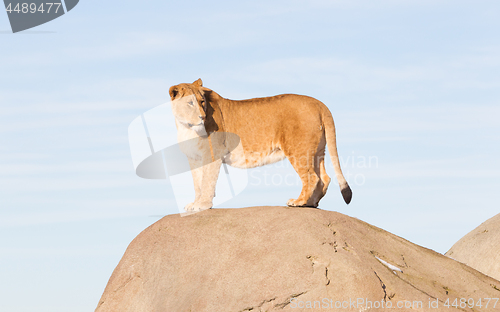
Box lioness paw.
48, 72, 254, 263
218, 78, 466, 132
184, 201, 213, 212
184, 202, 196, 212
195, 201, 213, 211
287, 198, 302, 207
287, 198, 315, 208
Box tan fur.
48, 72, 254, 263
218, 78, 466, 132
169, 79, 352, 211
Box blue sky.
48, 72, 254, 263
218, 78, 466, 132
1, 1, 500, 311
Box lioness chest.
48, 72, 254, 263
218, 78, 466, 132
176, 120, 209, 160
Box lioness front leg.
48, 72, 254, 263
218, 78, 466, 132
196, 158, 222, 210
185, 158, 203, 212
185, 157, 222, 211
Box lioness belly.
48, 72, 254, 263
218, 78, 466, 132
224, 143, 286, 169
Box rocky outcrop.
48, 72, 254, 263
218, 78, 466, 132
446, 213, 500, 282
96, 206, 500, 311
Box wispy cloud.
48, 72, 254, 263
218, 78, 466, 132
0, 159, 132, 176
340, 105, 500, 135
0, 198, 175, 227
217, 53, 500, 95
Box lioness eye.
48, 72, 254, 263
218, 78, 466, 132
188, 101, 194, 106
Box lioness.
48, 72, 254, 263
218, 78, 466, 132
169, 79, 352, 211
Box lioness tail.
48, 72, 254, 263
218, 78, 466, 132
322, 107, 352, 204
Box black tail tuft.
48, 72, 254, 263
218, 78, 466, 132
341, 184, 352, 204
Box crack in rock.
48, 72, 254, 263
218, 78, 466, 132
98, 272, 142, 309
322, 241, 338, 252
391, 272, 469, 311
342, 241, 354, 252
326, 222, 337, 235
239, 297, 276, 312
325, 267, 330, 286
373, 271, 388, 302
239, 292, 308, 311
114, 272, 142, 293
322, 222, 338, 253
306, 255, 331, 286
274, 291, 308, 309
401, 254, 409, 268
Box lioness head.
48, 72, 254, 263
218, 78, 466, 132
169, 79, 208, 128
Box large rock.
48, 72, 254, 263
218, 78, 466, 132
96, 207, 500, 311
446, 213, 500, 282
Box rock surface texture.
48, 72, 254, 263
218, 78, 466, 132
96, 207, 500, 311
446, 213, 500, 282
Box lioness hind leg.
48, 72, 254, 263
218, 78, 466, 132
286, 152, 321, 208
308, 155, 331, 207
318, 156, 331, 199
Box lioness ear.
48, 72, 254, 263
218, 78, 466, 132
193, 78, 203, 87
169, 86, 179, 100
